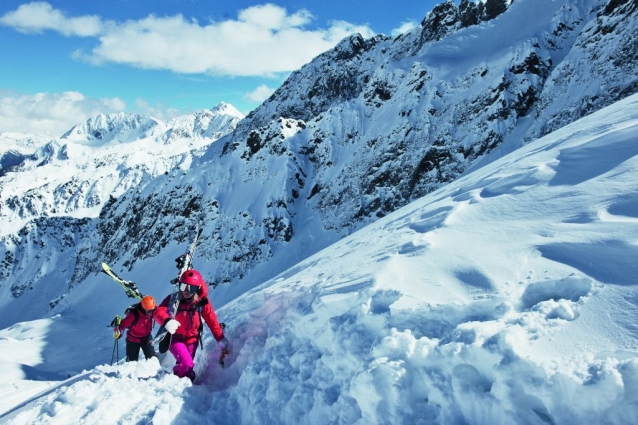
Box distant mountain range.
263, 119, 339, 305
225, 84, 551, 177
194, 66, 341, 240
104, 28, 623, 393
0, 102, 243, 235
1, 0, 637, 326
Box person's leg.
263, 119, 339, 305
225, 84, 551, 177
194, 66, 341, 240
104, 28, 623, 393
169, 342, 195, 378
126, 340, 141, 361
184, 343, 198, 382
141, 336, 157, 359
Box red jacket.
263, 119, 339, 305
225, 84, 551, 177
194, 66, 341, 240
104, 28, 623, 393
119, 304, 157, 343
155, 282, 224, 346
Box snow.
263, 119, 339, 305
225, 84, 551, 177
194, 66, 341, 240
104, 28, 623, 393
1, 89, 638, 423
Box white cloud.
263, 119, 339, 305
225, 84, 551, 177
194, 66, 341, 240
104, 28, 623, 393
0, 1, 102, 36
0, 90, 126, 136
134, 99, 182, 122
1, 2, 375, 77
391, 20, 418, 37
244, 84, 276, 103
237, 3, 313, 30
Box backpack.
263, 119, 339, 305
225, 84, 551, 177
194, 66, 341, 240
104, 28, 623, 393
189, 297, 226, 348
186, 297, 208, 348
124, 303, 142, 327
110, 304, 141, 329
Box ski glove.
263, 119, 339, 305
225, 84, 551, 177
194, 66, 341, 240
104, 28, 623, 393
113, 327, 122, 339
165, 319, 181, 334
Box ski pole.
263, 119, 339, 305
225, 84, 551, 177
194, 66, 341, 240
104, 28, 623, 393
111, 338, 118, 365
109, 315, 122, 365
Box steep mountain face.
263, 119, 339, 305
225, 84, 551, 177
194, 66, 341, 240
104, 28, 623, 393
529, 0, 638, 137
0, 150, 27, 177
2, 0, 638, 325
240, 0, 637, 226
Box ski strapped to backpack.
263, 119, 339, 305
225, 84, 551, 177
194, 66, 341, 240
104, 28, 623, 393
102, 265, 148, 344
101, 263, 143, 301
153, 225, 204, 353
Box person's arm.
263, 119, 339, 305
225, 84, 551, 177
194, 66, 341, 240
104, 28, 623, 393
202, 303, 225, 341
153, 295, 172, 325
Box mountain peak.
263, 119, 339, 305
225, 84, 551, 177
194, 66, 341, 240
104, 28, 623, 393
211, 102, 245, 119
60, 112, 162, 146
162, 103, 244, 143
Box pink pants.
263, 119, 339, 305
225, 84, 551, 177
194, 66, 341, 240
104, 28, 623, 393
169, 341, 198, 379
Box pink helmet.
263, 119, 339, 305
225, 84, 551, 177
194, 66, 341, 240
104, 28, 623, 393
179, 269, 204, 287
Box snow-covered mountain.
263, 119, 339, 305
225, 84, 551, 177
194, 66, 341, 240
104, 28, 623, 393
0, 103, 243, 238
59, 103, 244, 146
60, 112, 164, 145
0, 132, 55, 177
0, 0, 637, 357
2, 0, 638, 325
162, 102, 245, 144
2, 90, 638, 425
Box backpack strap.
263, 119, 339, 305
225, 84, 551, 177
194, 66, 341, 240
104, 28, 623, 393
125, 303, 141, 328
197, 298, 208, 348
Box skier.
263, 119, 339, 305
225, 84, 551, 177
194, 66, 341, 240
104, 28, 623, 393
114, 295, 159, 361
155, 269, 228, 382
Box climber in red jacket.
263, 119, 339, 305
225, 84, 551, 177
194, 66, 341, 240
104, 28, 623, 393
114, 295, 159, 361
154, 269, 228, 382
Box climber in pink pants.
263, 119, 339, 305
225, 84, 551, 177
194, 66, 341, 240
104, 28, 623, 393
155, 270, 229, 382
169, 341, 198, 379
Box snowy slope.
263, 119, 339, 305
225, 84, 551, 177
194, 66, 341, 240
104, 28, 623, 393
2, 0, 638, 352
2, 90, 637, 425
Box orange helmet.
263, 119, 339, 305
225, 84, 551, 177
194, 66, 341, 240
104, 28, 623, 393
141, 295, 156, 311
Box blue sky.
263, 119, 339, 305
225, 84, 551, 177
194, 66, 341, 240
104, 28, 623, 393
0, 0, 441, 135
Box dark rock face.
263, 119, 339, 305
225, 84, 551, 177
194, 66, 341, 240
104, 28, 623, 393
532, 0, 638, 138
